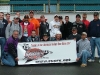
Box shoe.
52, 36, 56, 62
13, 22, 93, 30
1, 60, 4, 66
88, 59, 95, 62
80, 64, 87, 67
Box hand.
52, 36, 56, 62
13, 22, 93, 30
74, 38, 76, 41
15, 57, 19, 61
76, 58, 80, 61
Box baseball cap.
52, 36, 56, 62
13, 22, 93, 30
76, 14, 81, 18
56, 31, 62, 35
14, 15, 19, 19
24, 15, 29, 19
72, 27, 77, 31
82, 32, 87, 35
94, 12, 99, 16
43, 33, 49, 36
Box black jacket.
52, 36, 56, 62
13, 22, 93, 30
60, 21, 73, 39
88, 19, 100, 37
0, 19, 8, 37
68, 34, 81, 42
39, 22, 50, 39
73, 22, 87, 35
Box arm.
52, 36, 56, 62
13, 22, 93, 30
5, 24, 10, 39
19, 25, 23, 39
8, 43, 17, 58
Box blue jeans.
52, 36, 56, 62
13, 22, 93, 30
0, 38, 6, 58
77, 50, 91, 64
2, 52, 15, 67
90, 38, 100, 60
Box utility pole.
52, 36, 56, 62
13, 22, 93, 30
48, 0, 50, 13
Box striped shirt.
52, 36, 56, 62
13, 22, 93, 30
77, 38, 91, 55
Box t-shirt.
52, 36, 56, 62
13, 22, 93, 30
82, 20, 90, 29
29, 18, 40, 35
49, 20, 61, 37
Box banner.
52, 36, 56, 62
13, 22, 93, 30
17, 40, 77, 65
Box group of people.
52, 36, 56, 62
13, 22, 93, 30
0, 11, 100, 67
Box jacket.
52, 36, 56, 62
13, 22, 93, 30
4, 36, 19, 58
88, 19, 100, 37
60, 21, 73, 39
0, 19, 8, 37
5, 21, 23, 39
21, 22, 34, 37
73, 21, 87, 35
39, 22, 50, 39
27, 36, 40, 42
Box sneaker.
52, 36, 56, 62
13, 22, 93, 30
1, 60, 4, 66
88, 59, 95, 62
80, 64, 87, 67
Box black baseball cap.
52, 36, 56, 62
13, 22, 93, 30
72, 27, 77, 30
76, 14, 81, 18
94, 12, 99, 16
43, 33, 49, 37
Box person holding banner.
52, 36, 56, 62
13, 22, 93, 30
76, 32, 91, 67
1, 30, 19, 66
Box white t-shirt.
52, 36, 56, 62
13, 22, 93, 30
49, 20, 60, 37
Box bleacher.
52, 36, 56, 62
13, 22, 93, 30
1, 0, 100, 12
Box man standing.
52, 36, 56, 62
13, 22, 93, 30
21, 15, 34, 42
82, 13, 90, 30
1, 30, 19, 66
5, 13, 11, 24
29, 11, 40, 35
61, 16, 73, 39
0, 12, 8, 59
6, 15, 22, 40
76, 32, 91, 67
88, 12, 100, 63
16, 12, 22, 23
39, 15, 50, 40
73, 14, 87, 35
49, 14, 60, 37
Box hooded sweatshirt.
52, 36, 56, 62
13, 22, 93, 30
5, 21, 23, 39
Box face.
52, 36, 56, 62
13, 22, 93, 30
81, 34, 87, 40
16, 12, 20, 18
0, 13, 4, 20
31, 31, 36, 37
72, 30, 77, 34
54, 17, 59, 22
12, 31, 19, 39
82, 15, 87, 20
94, 15, 99, 20
56, 34, 61, 39
76, 17, 81, 22
65, 17, 69, 22
6, 15, 10, 20
40, 17, 45, 22
43, 36, 49, 41
24, 18, 29, 22
14, 18, 19, 24
29, 13, 34, 18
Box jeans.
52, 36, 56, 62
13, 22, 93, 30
2, 52, 15, 67
77, 50, 91, 64
0, 38, 6, 58
90, 38, 100, 60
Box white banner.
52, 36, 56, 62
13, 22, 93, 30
17, 40, 77, 65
